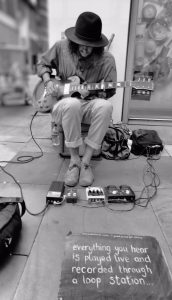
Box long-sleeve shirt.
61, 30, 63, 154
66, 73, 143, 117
37, 39, 117, 99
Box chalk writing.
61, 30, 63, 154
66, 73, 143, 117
58, 234, 172, 299
71, 241, 154, 290
118, 264, 152, 277
73, 242, 111, 255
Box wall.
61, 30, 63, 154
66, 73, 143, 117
48, 0, 131, 122
0, 12, 18, 44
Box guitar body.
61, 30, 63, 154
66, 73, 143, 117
33, 77, 72, 113
32, 76, 154, 113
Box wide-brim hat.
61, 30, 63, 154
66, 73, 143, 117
65, 12, 109, 48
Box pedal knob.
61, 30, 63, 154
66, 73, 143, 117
112, 190, 118, 194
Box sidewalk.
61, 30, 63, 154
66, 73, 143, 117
0, 94, 172, 299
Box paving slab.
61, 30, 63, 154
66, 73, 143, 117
28, 113, 52, 138
93, 156, 172, 189
0, 151, 64, 185
0, 255, 27, 300
0, 142, 25, 166
13, 204, 85, 300
165, 145, 172, 157
150, 188, 172, 252
20, 137, 60, 154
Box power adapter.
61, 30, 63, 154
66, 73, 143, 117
46, 181, 65, 205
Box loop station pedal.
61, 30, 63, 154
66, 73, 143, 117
105, 185, 135, 203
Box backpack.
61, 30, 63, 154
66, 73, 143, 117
0, 197, 25, 260
131, 129, 163, 157
101, 124, 131, 160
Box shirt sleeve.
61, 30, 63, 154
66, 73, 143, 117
88, 52, 117, 100
101, 53, 117, 99
37, 42, 60, 78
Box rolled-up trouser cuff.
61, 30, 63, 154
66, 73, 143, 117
65, 137, 83, 148
84, 137, 101, 150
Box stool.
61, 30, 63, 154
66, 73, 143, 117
52, 122, 101, 158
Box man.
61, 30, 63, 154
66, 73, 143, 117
37, 11, 117, 187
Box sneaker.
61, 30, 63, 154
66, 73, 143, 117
65, 163, 80, 186
79, 163, 94, 187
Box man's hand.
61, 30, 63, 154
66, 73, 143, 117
45, 80, 55, 95
78, 88, 90, 99
45, 80, 63, 99
77, 81, 89, 99
98, 79, 107, 99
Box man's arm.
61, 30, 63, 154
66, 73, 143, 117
37, 42, 59, 83
37, 42, 61, 94
89, 52, 117, 100
102, 53, 117, 99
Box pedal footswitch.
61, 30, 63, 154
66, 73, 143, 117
106, 185, 135, 203
65, 188, 78, 203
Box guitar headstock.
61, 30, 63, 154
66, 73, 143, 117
132, 77, 154, 91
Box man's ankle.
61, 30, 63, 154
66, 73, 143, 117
70, 156, 81, 167
81, 160, 90, 167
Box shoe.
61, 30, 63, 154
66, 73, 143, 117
65, 163, 80, 186
79, 163, 94, 187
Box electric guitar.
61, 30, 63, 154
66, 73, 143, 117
32, 76, 154, 113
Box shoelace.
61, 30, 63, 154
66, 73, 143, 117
69, 163, 80, 171
82, 163, 90, 170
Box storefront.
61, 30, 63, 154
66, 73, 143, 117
123, 0, 172, 125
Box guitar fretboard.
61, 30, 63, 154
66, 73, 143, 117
68, 81, 132, 93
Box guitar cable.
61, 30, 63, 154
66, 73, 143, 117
0, 111, 49, 216
17, 111, 44, 163
134, 151, 161, 208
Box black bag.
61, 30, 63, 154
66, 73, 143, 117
101, 125, 131, 160
131, 129, 163, 157
0, 197, 25, 260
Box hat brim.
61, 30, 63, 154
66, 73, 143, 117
65, 27, 109, 48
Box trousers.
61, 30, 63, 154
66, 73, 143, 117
52, 97, 113, 150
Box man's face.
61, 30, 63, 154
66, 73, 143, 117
78, 45, 93, 57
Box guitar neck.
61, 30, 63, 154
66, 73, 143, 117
68, 81, 132, 93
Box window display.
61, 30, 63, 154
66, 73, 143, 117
128, 0, 172, 121
134, 0, 172, 84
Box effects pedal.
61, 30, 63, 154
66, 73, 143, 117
65, 188, 78, 203
86, 187, 105, 204
46, 181, 65, 204
106, 185, 135, 203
